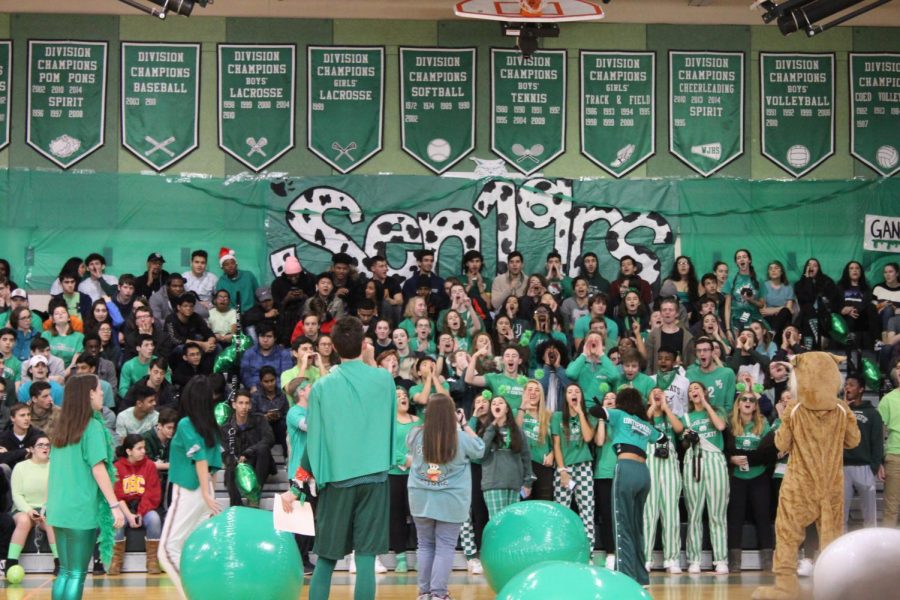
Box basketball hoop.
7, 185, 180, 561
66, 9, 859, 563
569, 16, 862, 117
455, 0, 605, 23
519, 0, 547, 17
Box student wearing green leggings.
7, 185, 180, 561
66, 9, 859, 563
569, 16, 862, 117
45, 374, 124, 600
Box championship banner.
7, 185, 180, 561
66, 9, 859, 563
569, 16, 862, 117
760, 53, 834, 178
850, 53, 900, 178
307, 46, 384, 174
27, 40, 108, 169
0, 41, 10, 151
491, 48, 566, 176
399, 47, 476, 175
218, 44, 296, 172
669, 51, 744, 177
121, 43, 200, 172
580, 51, 655, 178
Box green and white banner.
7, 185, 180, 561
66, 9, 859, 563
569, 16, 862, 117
850, 53, 900, 178
27, 40, 108, 169
491, 48, 566, 176
218, 44, 296, 172
399, 47, 476, 175
669, 51, 744, 177
308, 46, 384, 174
0, 41, 10, 151
760, 53, 834, 178
580, 51, 655, 178
121, 43, 200, 171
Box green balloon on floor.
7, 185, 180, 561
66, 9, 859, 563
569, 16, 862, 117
497, 561, 651, 599
181, 507, 303, 600
480, 501, 591, 592
6, 564, 25, 585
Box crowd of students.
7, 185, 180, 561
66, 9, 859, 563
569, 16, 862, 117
0, 246, 898, 596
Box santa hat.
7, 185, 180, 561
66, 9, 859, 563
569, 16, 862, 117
219, 247, 237, 267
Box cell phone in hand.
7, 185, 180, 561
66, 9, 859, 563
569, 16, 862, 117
456, 408, 466, 426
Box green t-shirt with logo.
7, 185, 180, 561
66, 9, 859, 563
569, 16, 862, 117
723, 272, 762, 330
605, 408, 663, 448
551, 412, 596, 466
565, 354, 619, 409
41, 330, 84, 365
521, 412, 552, 465
618, 372, 656, 404
684, 365, 736, 416
484, 372, 525, 413
680, 410, 724, 451
1, 354, 21, 383
169, 417, 223, 490
732, 419, 775, 480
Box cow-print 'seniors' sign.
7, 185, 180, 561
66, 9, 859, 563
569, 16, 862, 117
269, 178, 673, 285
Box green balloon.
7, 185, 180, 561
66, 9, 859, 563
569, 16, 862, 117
481, 501, 590, 592
235, 462, 260, 501
481, 390, 494, 400
829, 313, 849, 344
181, 507, 302, 600
534, 369, 545, 380
233, 333, 252, 352
498, 384, 510, 395
516, 375, 528, 385
861, 358, 882, 390
214, 402, 232, 426
498, 561, 651, 600
214, 346, 237, 373
598, 382, 610, 395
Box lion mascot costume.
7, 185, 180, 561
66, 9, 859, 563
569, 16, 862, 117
753, 352, 861, 600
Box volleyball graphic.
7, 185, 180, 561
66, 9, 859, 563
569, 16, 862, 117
786, 144, 810, 169
876, 145, 898, 169
427, 138, 451, 162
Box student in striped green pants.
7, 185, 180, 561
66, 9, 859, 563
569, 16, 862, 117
480, 396, 533, 518
589, 388, 668, 588
643, 387, 684, 574
672, 381, 730, 575
552, 384, 597, 547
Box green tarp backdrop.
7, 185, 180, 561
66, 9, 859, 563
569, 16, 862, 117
1, 168, 897, 291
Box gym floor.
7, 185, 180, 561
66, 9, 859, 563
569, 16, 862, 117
0, 572, 814, 599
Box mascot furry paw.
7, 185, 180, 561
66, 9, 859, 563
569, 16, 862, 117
752, 352, 861, 600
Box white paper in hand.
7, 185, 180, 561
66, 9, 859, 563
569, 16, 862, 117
273, 498, 316, 536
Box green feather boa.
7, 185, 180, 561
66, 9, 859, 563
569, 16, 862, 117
93, 410, 117, 568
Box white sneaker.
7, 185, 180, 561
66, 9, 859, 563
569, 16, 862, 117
714, 561, 729, 575
687, 562, 701, 574
416, 595, 431, 600
797, 558, 814, 577
645, 561, 652, 572
664, 560, 682, 574
348, 553, 356, 574
467, 558, 483, 575
605, 554, 616, 570
374, 556, 388, 574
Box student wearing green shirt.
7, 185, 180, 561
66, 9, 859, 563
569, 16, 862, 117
398, 296, 429, 343
573, 294, 619, 353
305, 317, 396, 600
388, 387, 419, 573
120, 335, 157, 400
0, 327, 22, 383
879, 363, 900, 528
589, 388, 668, 588
158, 376, 223, 599
672, 381, 730, 575
618, 349, 656, 403
725, 391, 778, 573
516, 380, 554, 501
458, 394, 491, 575
552, 384, 597, 549
7, 434, 57, 575
42, 303, 84, 369
592, 392, 619, 569
466, 345, 527, 412
410, 356, 449, 412
46, 375, 124, 600
685, 336, 737, 416
566, 332, 619, 408
643, 387, 685, 574
723, 249, 764, 333
441, 309, 473, 353
282, 336, 323, 397
411, 317, 437, 357
480, 396, 533, 518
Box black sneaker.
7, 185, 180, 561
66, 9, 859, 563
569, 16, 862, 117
303, 560, 315, 576
54, 558, 60, 576
4, 558, 17, 575
92, 559, 105, 575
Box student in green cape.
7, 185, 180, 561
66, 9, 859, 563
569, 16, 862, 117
589, 387, 669, 588
157, 376, 223, 599
305, 317, 396, 600
46, 374, 124, 600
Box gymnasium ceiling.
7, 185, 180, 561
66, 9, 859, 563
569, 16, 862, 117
1, 0, 899, 27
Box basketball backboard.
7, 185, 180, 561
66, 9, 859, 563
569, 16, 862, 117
455, 0, 605, 23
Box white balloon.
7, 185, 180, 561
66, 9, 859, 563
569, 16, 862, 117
813, 528, 900, 600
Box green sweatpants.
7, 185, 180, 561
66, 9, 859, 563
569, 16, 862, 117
52, 527, 97, 600
643, 441, 683, 564
683, 447, 729, 564
612, 458, 651, 587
